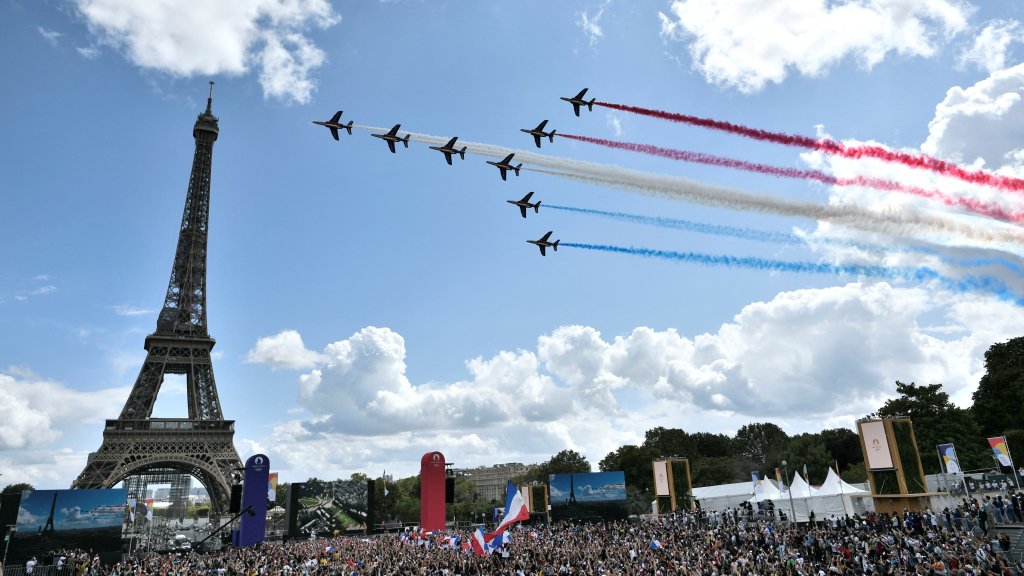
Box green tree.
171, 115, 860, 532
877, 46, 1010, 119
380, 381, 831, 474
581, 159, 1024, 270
523, 449, 592, 483
733, 422, 789, 468
819, 428, 864, 471
872, 381, 987, 473
841, 462, 867, 484
1, 483, 33, 494
785, 433, 834, 485
599, 444, 660, 495
643, 427, 694, 457
690, 432, 733, 458
690, 456, 737, 486
972, 336, 1024, 436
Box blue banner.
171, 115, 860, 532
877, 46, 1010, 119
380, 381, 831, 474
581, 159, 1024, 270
238, 454, 270, 547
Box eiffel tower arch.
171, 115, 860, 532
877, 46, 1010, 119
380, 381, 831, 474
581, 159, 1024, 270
73, 84, 242, 517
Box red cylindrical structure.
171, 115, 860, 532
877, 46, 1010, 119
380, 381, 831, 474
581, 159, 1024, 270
420, 451, 446, 532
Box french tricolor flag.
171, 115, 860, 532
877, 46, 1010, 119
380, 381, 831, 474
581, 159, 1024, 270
486, 481, 530, 542
471, 527, 489, 557
650, 540, 664, 550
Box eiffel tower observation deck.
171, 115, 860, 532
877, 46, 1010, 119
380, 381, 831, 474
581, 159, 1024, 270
73, 84, 242, 517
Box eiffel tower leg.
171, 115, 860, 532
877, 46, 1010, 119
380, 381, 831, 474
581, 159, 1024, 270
73, 420, 241, 517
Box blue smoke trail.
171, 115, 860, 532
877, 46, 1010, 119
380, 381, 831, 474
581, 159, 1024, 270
546, 204, 1024, 276
562, 242, 1024, 305
545, 204, 799, 245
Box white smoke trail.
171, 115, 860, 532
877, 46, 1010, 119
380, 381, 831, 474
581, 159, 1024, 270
351, 125, 1024, 250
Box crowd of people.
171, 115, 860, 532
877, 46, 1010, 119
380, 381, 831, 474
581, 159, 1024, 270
7, 497, 1021, 576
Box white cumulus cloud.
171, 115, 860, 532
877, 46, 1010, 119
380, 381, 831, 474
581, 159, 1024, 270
246, 329, 324, 369
957, 19, 1021, 74
923, 63, 1024, 170
74, 0, 340, 104
658, 0, 970, 93
0, 368, 130, 450
247, 284, 1024, 479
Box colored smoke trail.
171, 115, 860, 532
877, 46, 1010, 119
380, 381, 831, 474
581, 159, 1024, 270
595, 101, 1024, 193
350, 125, 1024, 248
563, 242, 1023, 304
561, 133, 1024, 225
546, 204, 801, 245
547, 204, 1024, 275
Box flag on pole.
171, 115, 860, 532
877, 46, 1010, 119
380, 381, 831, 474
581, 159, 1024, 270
127, 498, 137, 523
145, 498, 154, 521
651, 539, 664, 550
383, 470, 389, 497
802, 463, 808, 483
988, 437, 1013, 467
486, 481, 529, 542
775, 468, 782, 484
938, 443, 962, 474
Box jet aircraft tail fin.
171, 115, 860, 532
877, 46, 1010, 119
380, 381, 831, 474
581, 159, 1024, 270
514, 163, 522, 176
402, 134, 410, 148
343, 121, 353, 135
553, 239, 559, 252
587, 99, 595, 111
548, 130, 556, 142
534, 201, 541, 213
458, 147, 467, 160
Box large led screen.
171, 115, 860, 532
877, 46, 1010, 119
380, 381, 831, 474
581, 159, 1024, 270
11, 489, 127, 565
549, 472, 627, 522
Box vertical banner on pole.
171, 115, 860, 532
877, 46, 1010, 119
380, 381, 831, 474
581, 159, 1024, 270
988, 437, 1013, 466
420, 451, 446, 532
268, 473, 278, 503
238, 454, 270, 547
653, 461, 670, 497
938, 444, 961, 474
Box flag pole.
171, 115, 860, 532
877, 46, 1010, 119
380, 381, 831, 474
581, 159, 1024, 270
1006, 437, 1021, 490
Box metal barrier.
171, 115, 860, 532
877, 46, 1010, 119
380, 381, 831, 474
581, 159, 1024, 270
2, 566, 79, 576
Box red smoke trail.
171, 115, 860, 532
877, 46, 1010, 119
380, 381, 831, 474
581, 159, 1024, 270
560, 133, 1024, 225
595, 101, 1024, 193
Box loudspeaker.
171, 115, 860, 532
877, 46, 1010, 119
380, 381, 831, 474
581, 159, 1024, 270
230, 485, 242, 514
445, 477, 455, 504
365, 480, 376, 530
286, 483, 305, 538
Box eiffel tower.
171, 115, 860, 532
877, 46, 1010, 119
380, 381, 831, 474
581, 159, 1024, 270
72, 84, 242, 516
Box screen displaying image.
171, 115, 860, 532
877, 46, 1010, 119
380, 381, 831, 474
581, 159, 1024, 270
11, 488, 127, 565
549, 471, 627, 522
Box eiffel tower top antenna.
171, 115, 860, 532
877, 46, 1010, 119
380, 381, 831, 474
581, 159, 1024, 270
206, 81, 214, 114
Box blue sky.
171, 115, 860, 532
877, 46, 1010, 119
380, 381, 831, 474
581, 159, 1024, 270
4, 0, 1024, 488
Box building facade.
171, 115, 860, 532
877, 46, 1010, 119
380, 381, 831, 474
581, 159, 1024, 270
454, 463, 536, 503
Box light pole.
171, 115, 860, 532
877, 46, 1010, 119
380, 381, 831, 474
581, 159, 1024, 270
782, 460, 796, 525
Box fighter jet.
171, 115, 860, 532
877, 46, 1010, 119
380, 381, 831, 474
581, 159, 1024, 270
428, 137, 467, 165
312, 111, 354, 141
527, 231, 559, 256
560, 88, 596, 116
371, 124, 411, 153
507, 192, 541, 218
486, 154, 522, 181
521, 120, 556, 148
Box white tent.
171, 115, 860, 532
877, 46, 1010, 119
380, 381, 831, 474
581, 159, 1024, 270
752, 478, 784, 502
789, 473, 815, 498
815, 468, 868, 496
692, 480, 755, 511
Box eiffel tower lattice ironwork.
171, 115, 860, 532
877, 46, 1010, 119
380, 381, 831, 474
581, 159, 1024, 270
72, 84, 242, 516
